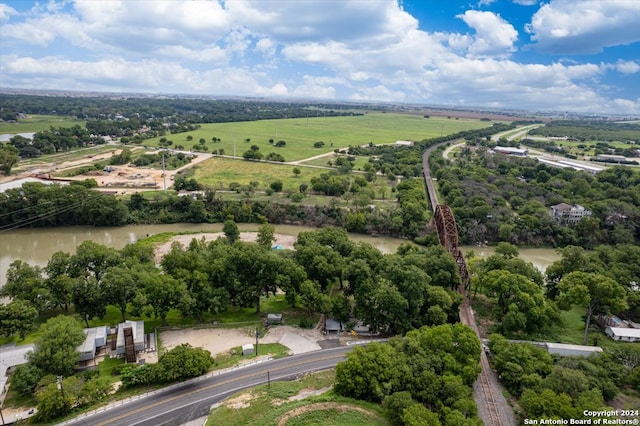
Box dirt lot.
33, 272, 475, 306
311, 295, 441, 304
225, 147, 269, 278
160, 325, 323, 358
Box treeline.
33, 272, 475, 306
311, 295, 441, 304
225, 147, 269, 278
433, 146, 640, 247
0, 228, 461, 336
0, 94, 364, 125
529, 120, 640, 142
488, 335, 640, 422
8, 125, 105, 158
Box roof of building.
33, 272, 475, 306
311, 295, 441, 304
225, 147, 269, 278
77, 328, 98, 354
494, 146, 528, 153
242, 343, 254, 351
551, 202, 573, 211
606, 327, 640, 338
545, 342, 603, 353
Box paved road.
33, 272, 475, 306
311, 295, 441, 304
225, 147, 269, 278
59, 347, 352, 426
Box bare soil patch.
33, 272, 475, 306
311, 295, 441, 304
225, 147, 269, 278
160, 325, 323, 358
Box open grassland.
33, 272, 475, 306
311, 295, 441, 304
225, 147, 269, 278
194, 157, 326, 191
206, 370, 390, 426
0, 114, 86, 134
145, 113, 490, 162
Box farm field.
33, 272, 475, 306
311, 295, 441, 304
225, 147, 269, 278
145, 113, 491, 162
0, 114, 86, 134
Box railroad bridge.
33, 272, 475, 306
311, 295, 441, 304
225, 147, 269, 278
421, 147, 471, 293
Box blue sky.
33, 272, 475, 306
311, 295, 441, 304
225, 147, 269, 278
0, 0, 639, 114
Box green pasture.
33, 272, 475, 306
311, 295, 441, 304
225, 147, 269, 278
194, 157, 325, 192
144, 113, 490, 162
0, 114, 85, 134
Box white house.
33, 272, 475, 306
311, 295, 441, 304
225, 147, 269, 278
550, 203, 592, 225
605, 327, 640, 343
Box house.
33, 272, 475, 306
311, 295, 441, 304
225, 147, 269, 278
115, 320, 145, 356
394, 140, 414, 147
550, 203, 592, 225
605, 327, 640, 343
76, 326, 110, 363
545, 342, 603, 357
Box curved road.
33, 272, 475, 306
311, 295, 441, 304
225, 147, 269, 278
59, 347, 352, 426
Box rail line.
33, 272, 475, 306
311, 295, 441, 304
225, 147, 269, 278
422, 140, 512, 426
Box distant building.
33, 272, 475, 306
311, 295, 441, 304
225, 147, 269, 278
605, 327, 640, 343
493, 146, 528, 156
545, 342, 603, 357
550, 203, 592, 225
595, 154, 626, 162
394, 140, 414, 147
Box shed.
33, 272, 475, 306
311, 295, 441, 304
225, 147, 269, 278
77, 328, 98, 362
242, 343, 254, 356
116, 320, 145, 355
606, 327, 640, 342
267, 314, 283, 325
545, 342, 603, 357
325, 318, 342, 333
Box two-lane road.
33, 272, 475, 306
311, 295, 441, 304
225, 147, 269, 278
59, 347, 352, 426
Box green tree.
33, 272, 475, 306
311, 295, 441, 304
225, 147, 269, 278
155, 344, 214, 383
403, 403, 442, 426
557, 272, 628, 344
293, 167, 301, 177
335, 342, 407, 402
256, 223, 275, 248
270, 180, 283, 192
299, 280, 332, 315
223, 219, 240, 244
72, 276, 106, 327
102, 266, 139, 322
1, 260, 49, 313
137, 270, 186, 326
9, 363, 44, 396
0, 299, 38, 339
383, 391, 416, 425
28, 315, 85, 376
0, 143, 19, 174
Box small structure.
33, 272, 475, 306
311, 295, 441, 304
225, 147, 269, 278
324, 318, 342, 334
494, 146, 528, 156
242, 343, 254, 356
550, 203, 592, 225
267, 314, 283, 325
605, 327, 640, 343
395, 140, 414, 147
78, 328, 98, 362
545, 342, 603, 357
115, 320, 145, 357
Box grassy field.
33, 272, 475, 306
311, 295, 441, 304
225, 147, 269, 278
0, 114, 86, 134
206, 370, 390, 426
144, 113, 490, 162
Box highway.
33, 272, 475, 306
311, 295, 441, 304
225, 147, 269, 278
59, 347, 352, 426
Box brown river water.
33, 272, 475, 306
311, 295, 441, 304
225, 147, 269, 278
0, 224, 561, 287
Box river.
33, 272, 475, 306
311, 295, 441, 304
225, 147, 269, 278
0, 224, 561, 287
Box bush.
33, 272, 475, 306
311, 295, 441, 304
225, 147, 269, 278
270, 180, 283, 192
298, 317, 314, 328
290, 192, 305, 202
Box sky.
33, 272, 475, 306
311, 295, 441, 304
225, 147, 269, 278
0, 0, 639, 115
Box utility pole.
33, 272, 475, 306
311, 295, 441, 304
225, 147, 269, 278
162, 154, 166, 191
267, 371, 271, 389
255, 327, 259, 356
0, 403, 5, 425
234, 136, 237, 157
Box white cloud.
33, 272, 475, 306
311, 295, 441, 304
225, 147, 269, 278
614, 60, 640, 75
513, 0, 538, 5
0, 0, 639, 114
0, 3, 18, 21
457, 11, 518, 57
526, 0, 640, 54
